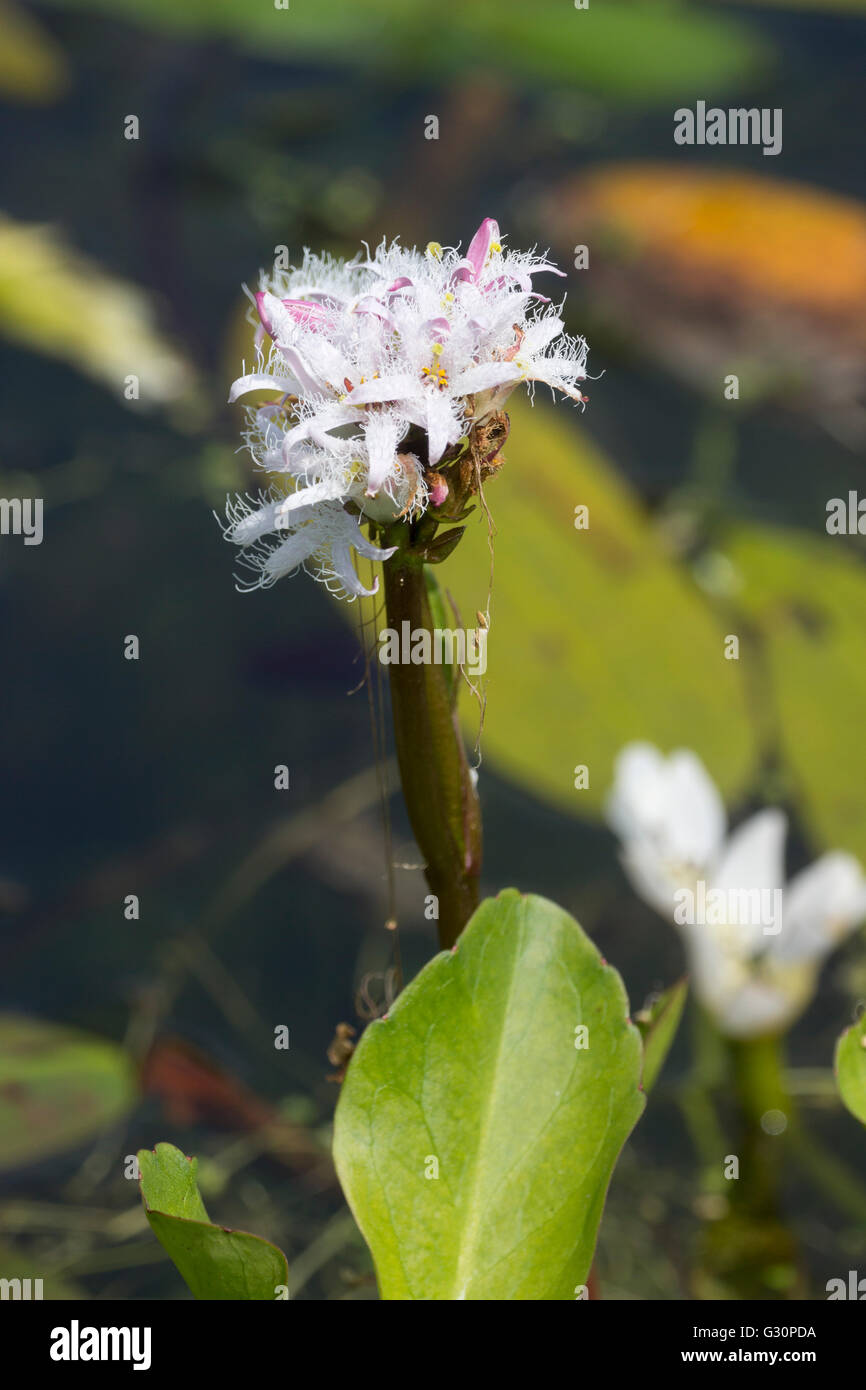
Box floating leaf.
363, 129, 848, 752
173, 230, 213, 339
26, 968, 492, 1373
0, 215, 198, 407
0, 1, 68, 102
724, 523, 866, 862
0, 1014, 135, 1172
137, 1142, 289, 1300
544, 166, 866, 420
835, 1014, 866, 1125
41, 0, 766, 99
440, 398, 756, 818
0, 1244, 83, 1300
334, 889, 644, 1300
635, 978, 688, 1093
451, 0, 767, 100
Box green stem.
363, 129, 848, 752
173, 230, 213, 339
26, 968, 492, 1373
381, 527, 482, 950
699, 1030, 803, 1299
727, 1032, 791, 1218
728, 1033, 789, 1132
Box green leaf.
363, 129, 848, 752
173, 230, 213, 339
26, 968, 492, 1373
40, 0, 766, 99
138, 1143, 289, 1300
333, 889, 645, 1300
723, 524, 866, 863
0, 1014, 135, 1172
443, 399, 757, 818
835, 1014, 866, 1126
635, 979, 688, 1094
452, 0, 768, 101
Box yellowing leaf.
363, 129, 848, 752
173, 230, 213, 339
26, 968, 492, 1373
723, 523, 866, 862
547, 165, 866, 423
0, 215, 198, 407
567, 165, 866, 320
439, 399, 756, 817
0, 2, 68, 102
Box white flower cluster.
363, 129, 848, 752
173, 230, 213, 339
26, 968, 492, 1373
607, 743, 866, 1037
222, 219, 588, 597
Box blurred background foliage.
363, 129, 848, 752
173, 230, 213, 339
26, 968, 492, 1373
1, 0, 865, 1299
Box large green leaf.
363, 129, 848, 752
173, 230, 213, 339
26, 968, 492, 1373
0, 1014, 135, 1172
835, 1014, 866, 1126
40, 0, 766, 99
333, 889, 644, 1300
723, 524, 866, 862
138, 1143, 289, 1300
442, 399, 756, 817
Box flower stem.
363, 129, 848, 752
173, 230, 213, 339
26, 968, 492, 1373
381, 526, 482, 950
699, 1028, 804, 1298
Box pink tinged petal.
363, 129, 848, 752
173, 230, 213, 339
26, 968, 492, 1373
254, 291, 275, 336
466, 218, 500, 278
387, 277, 414, 296
352, 295, 397, 329
423, 317, 451, 339
256, 291, 303, 343
429, 475, 449, 507
279, 298, 330, 330
532, 260, 567, 278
